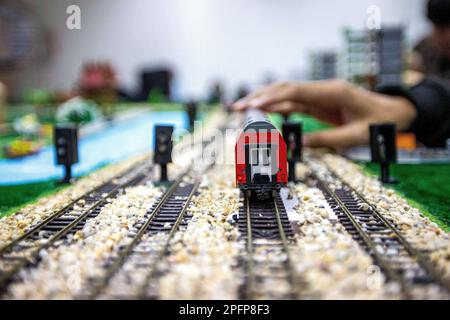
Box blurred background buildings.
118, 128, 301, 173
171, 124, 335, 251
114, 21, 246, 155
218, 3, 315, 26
1, 0, 430, 101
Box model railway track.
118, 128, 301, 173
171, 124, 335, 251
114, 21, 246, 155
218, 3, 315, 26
0, 160, 148, 256
344, 184, 450, 293
79, 173, 199, 299
83, 126, 229, 299
312, 167, 450, 299
239, 194, 302, 299
0, 162, 154, 295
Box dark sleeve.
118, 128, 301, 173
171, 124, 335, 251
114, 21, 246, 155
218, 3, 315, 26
377, 77, 450, 147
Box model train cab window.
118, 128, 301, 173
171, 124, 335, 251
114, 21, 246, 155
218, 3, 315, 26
247, 144, 277, 184
235, 110, 288, 199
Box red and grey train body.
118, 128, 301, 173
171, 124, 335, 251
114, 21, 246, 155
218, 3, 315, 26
235, 110, 288, 199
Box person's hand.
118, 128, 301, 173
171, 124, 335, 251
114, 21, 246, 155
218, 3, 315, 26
233, 80, 417, 149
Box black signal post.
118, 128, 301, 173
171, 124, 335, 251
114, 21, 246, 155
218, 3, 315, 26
185, 101, 197, 132
154, 125, 174, 182
54, 126, 79, 184
369, 123, 398, 184
282, 121, 303, 182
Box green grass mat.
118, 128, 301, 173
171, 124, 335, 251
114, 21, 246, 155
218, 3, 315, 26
363, 163, 450, 231
0, 181, 65, 218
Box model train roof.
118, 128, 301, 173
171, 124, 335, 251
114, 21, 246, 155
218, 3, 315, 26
243, 109, 277, 132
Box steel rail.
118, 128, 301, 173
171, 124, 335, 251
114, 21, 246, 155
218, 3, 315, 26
135, 181, 200, 299
244, 195, 256, 300
272, 196, 302, 299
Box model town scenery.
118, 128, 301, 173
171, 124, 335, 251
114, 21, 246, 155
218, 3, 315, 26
0, 105, 448, 300
0, 0, 449, 303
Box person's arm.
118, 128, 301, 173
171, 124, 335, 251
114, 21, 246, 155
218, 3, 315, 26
233, 80, 417, 149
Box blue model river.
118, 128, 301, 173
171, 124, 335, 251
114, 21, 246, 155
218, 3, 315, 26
0, 111, 188, 185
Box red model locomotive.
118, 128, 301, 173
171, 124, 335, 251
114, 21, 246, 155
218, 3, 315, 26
235, 110, 288, 199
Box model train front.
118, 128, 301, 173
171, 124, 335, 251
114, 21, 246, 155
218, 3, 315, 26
235, 110, 287, 199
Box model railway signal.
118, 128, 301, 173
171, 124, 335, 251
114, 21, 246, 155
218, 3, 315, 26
369, 123, 398, 184
54, 126, 79, 183
185, 101, 197, 132
282, 121, 303, 182
154, 125, 174, 182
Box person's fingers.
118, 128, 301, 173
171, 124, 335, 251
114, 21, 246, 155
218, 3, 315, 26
233, 82, 293, 110
303, 122, 368, 149
233, 93, 262, 110
242, 80, 354, 111
264, 101, 309, 114
233, 100, 249, 111
233, 86, 268, 110
233, 80, 358, 127
240, 84, 300, 110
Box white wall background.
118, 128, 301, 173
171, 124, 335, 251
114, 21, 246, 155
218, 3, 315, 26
16, 0, 431, 99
